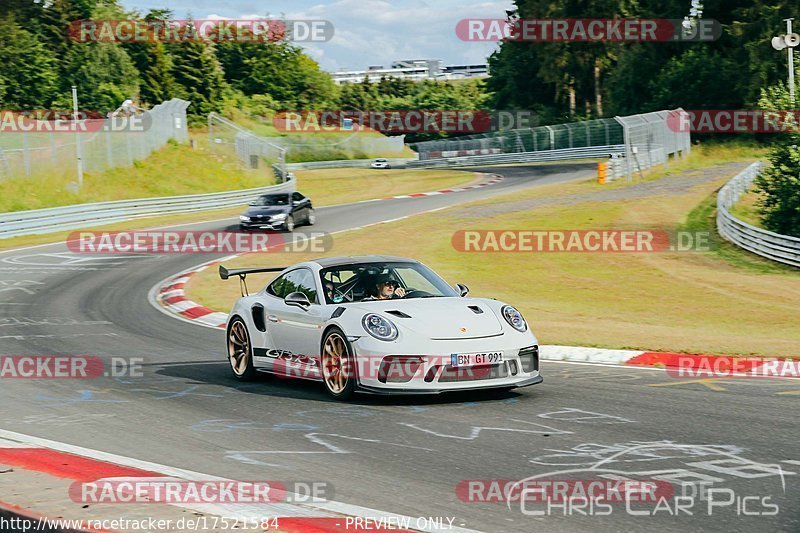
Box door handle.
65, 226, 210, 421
267, 315, 278, 322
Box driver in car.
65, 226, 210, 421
365, 274, 406, 300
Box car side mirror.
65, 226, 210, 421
456, 283, 469, 297
285, 291, 311, 309
248, 201, 256, 206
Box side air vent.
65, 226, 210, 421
331, 307, 346, 318
386, 310, 412, 318
251, 304, 266, 332
467, 306, 484, 314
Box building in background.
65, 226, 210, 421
331, 59, 488, 84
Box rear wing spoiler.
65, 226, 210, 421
219, 264, 287, 296
219, 265, 287, 281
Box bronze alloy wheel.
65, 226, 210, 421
228, 318, 256, 380
321, 329, 356, 399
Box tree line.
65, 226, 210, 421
487, 0, 797, 121
4, 1, 796, 126
0, 0, 487, 130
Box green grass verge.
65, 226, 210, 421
292, 168, 479, 207
680, 192, 794, 274
728, 189, 764, 228
628, 141, 768, 182
0, 139, 275, 213
0, 133, 467, 213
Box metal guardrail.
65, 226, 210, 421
285, 157, 416, 170
717, 162, 800, 268
406, 145, 626, 168
0, 177, 295, 239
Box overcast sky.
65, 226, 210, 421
118, 0, 512, 71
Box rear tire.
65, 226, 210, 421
307, 208, 316, 226
321, 328, 357, 400
227, 317, 257, 381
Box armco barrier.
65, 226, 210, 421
717, 161, 800, 268
406, 145, 626, 168
0, 177, 295, 239
285, 157, 416, 171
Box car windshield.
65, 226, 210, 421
319, 261, 458, 304
252, 194, 289, 206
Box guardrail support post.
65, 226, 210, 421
50, 132, 58, 166
545, 126, 554, 150
105, 128, 114, 169
22, 131, 31, 176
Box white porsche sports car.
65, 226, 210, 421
220, 255, 542, 399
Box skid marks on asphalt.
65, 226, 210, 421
536, 408, 636, 425
35, 388, 129, 405
0, 317, 113, 328
13, 369, 241, 409
0, 279, 44, 297
547, 363, 800, 397
0, 252, 156, 268
8, 413, 116, 427
646, 375, 800, 396
214, 404, 640, 469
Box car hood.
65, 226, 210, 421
245, 206, 290, 216
346, 297, 505, 339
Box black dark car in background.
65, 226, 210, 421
239, 192, 315, 232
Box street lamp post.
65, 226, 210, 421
772, 18, 799, 104
788, 19, 796, 104
72, 85, 84, 189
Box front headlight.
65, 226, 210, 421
501, 305, 527, 332
239, 215, 251, 221
271, 213, 288, 221
362, 313, 398, 341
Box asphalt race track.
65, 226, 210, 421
1, 163, 798, 532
